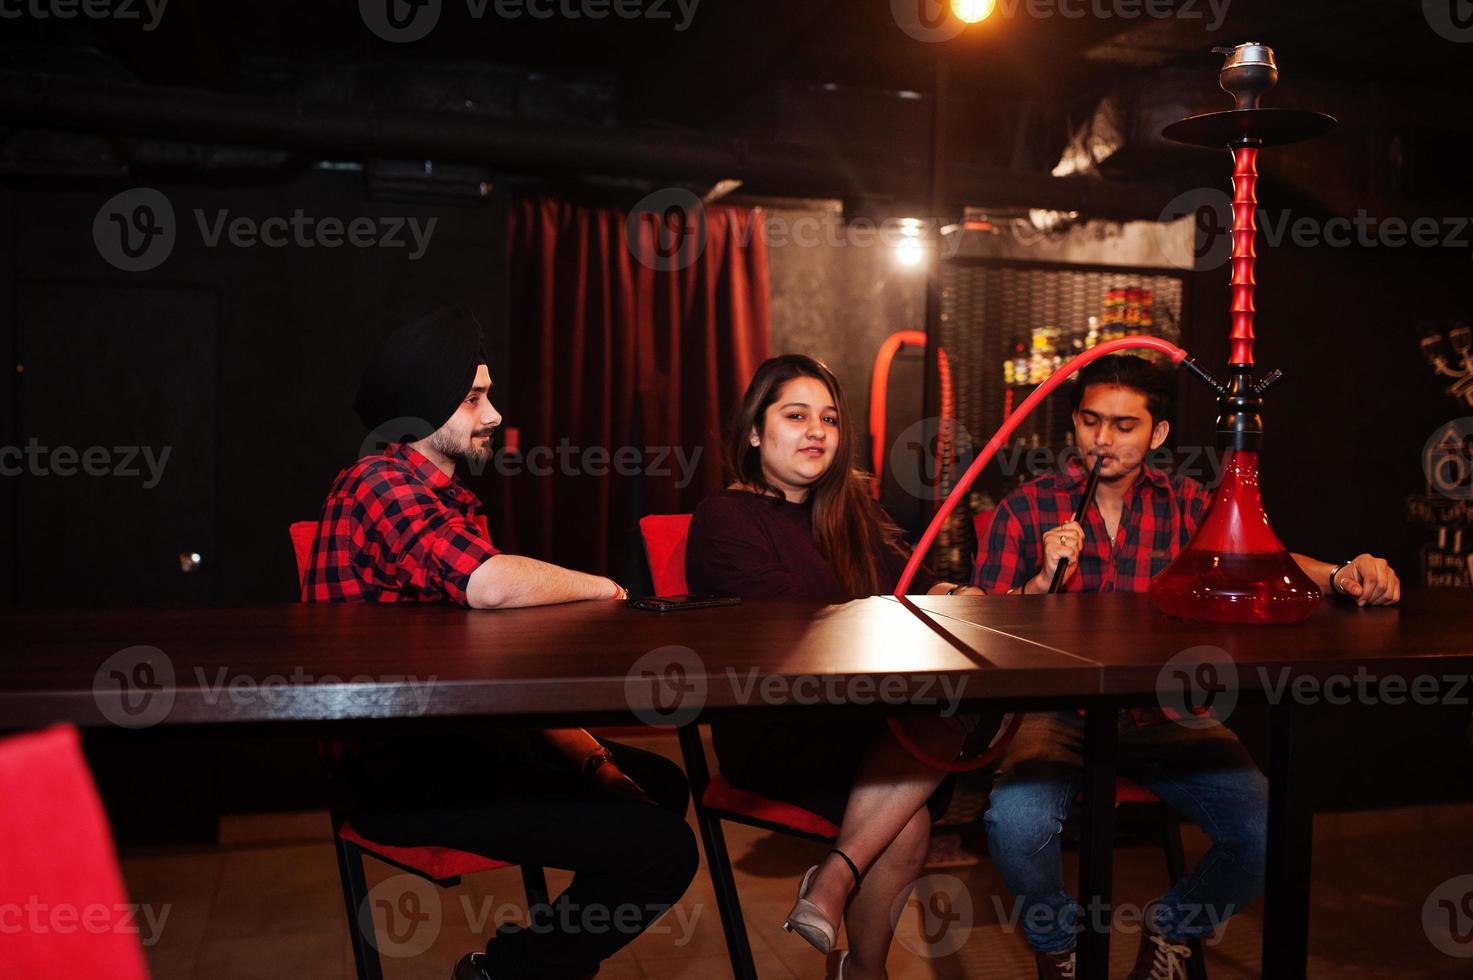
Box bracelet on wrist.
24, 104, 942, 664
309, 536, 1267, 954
583, 748, 615, 778
1329, 560, 1353, 596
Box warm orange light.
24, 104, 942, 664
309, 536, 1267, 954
951, 0, 996, 23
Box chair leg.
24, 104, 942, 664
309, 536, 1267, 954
521, 864, 551, 910
334, 832, 386, 980
696, 807, 759, 980
1159, 806, 1209, 980
677, 725, 758, 980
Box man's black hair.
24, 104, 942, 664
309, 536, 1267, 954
1068, 354, 1172, 423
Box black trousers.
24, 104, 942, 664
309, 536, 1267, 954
347, 732, 699, 979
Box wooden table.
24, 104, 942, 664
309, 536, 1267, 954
902, 589, 1473, 980
3, 590, 1471, 979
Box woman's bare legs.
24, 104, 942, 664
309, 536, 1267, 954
791, 715, 969, 979
840, 807, 930, 980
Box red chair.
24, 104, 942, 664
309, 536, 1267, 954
289, 520, 549, 980
0, 725, 150, 980
639, 513, 839, 980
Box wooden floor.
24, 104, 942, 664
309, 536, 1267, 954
119, 734, 1473, 979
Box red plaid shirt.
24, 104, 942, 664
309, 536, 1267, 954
303, 442, 498, 605
973, 457, 1210, 595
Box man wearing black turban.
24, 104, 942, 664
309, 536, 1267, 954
305, 306, 698, 980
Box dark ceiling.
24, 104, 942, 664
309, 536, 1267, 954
0, 0, 1467, 215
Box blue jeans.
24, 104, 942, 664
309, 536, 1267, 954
984, 711, 1268, 954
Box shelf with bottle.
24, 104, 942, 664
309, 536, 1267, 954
1000, 285, 1166, 387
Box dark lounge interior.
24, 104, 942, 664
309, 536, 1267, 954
3, 1, 1473, 978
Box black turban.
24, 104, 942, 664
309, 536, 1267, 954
354, 306, 487, 433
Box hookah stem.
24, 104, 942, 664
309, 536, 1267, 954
1229, 143, 1260, 368
1048, 455, 1104, 594
892, 335, 1198, 597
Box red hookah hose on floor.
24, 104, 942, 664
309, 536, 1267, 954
886, 334, 1193, 772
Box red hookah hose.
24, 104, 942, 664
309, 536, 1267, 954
886, 334, 1191, 772
870, 331, 955, 500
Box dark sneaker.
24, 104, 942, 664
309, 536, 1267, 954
453, 953, 491, 980
1125, 931, 1193, 980
1034, 946, 1076, 979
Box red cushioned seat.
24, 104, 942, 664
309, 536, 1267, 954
337, 821, 514, 882
701, 775, 840, 839
1113, 775, 1161, 805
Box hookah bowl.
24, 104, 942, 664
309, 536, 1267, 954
1149, 43, 1336, 625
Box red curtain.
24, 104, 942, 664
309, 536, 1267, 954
501, 195, 770, 579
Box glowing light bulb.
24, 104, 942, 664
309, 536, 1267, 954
952, 0, 996, 23
895, 240, 925, 267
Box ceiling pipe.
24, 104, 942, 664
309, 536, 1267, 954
0, 72, 1174, 219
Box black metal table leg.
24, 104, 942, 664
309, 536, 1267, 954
1077, 703, 1119, 980
1263, 699, 1313, 979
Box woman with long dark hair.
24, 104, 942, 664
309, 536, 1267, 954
686, 354, 1001, 980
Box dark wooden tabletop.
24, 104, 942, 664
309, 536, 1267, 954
0, 596, 1098, 727
3, 591, 1468, 727
903, 589, 1473, 696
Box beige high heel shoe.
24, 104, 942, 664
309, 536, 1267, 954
781, 848, 861, 956
782, 864, 836, 953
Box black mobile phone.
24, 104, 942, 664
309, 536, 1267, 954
627, 594, 743, 612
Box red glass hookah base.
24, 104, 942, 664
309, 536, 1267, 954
1149, 451, 1322, 624
1149, 550, 1321, 624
